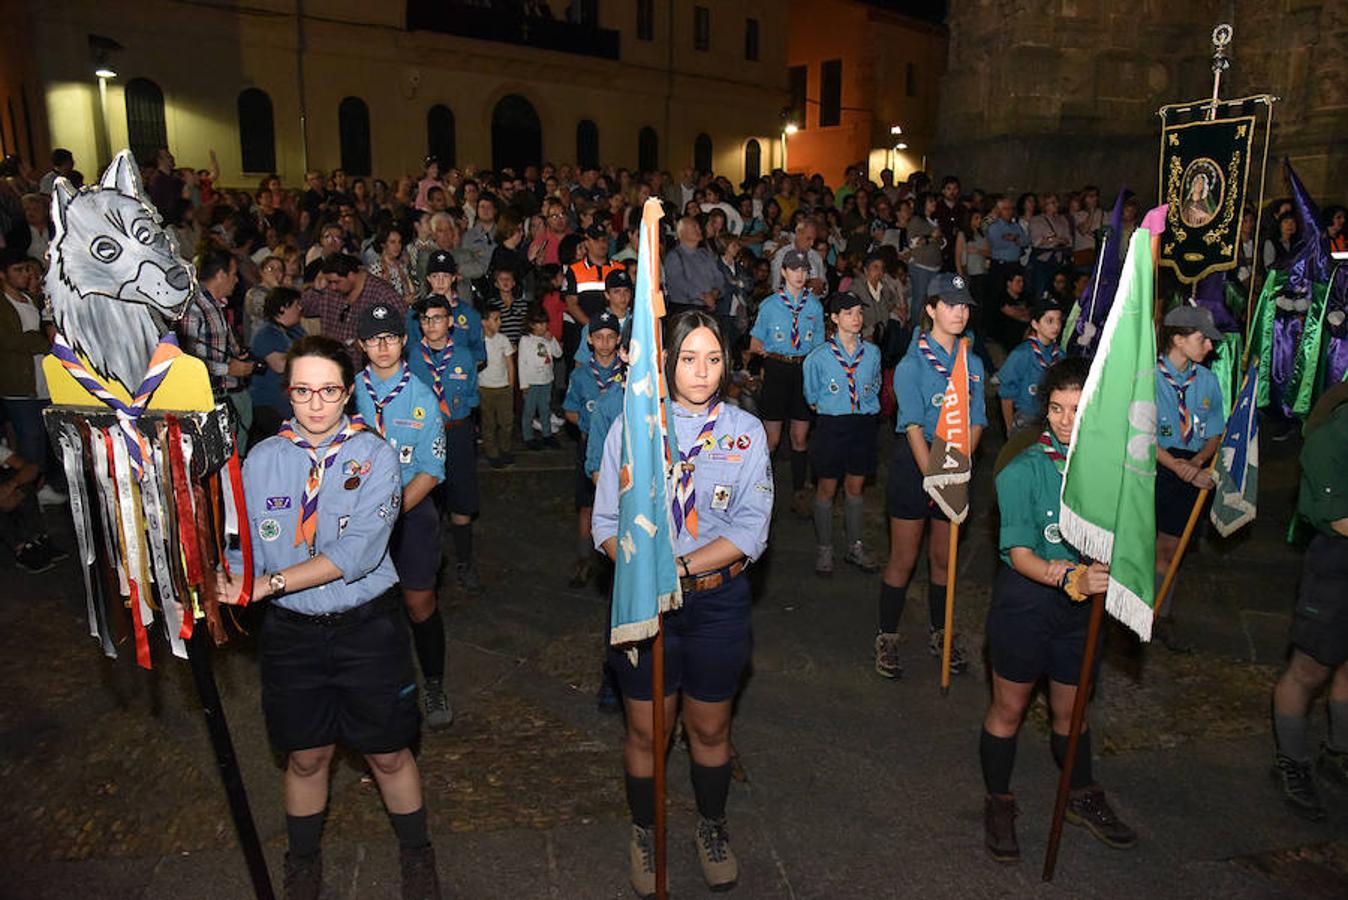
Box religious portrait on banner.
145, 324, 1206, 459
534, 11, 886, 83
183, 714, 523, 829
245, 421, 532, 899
1158, 114, 1256, 284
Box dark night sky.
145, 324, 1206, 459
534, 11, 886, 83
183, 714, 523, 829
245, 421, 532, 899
856, 0, 948, 24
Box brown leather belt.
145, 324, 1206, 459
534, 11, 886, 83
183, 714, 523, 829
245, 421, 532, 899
446, 416, 473, 429
764, 352, 805, 364
680, 560, 746, 594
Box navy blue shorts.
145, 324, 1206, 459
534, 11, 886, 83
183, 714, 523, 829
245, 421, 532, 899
390, 497, 441, 591
608, 575, 752, 703
444, 418, 479, 516
1155, 447, 1208, 537
758, 357, 811, 422
259, 594, 420, 754
810, 413, 879, 480
575, 435, 596, 509
1291, 533, 1348, 668
986, 566, 1101, 686
885, 435, 950, 521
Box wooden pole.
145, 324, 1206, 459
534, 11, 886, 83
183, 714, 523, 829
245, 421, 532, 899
940, 521, 960, 693
1154, 485, 1211, 620
1042, 591, 1105, 882
651, 618, 668, 900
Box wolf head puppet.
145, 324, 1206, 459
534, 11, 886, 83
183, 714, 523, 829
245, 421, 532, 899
46, 150, 197, 395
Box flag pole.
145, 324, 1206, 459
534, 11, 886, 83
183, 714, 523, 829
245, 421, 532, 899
1042, 590, 1105, 882
940, 522, 959, 693
651, 620, 668, 900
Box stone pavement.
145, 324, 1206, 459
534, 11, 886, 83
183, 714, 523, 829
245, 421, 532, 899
1, 426, 1346, 899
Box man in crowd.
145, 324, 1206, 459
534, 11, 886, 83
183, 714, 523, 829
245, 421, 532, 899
300, 253, 405, 366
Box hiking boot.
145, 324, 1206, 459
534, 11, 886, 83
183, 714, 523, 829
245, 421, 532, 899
984, 794, 1020, 864
14, 541, 54, 575
1153, 618, 1193, 654
694, 816, 739, 892
399, 843, 442, 900
874, 632, 903, 679
844, 541, 880, 573
814, 545, 834, 577
423, 679, 454, 730
629, 823, 656, 899
283, 850, 322, 900
1066, 786, 1138, 848
1317, 744, 1348, 790
1271, 753, 1326, 820
928, 627, 969, 674
569, 557, 593, 588
455, 563, 483, 594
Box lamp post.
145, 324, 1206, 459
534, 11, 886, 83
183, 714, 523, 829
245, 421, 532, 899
89, 35, 121, 168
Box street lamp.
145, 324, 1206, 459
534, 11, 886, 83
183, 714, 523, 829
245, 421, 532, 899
781, 123, 799, 171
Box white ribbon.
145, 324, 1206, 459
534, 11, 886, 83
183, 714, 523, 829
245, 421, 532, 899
57, 426, 111, 655
89, 429, 129, 596
141, 436, 185, 659
110, 432, 154, 633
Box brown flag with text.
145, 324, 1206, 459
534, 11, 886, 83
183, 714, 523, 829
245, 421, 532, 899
922, 338, 972, 524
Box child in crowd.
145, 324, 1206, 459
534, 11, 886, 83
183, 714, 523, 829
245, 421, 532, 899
479, 307, 516, 467
997, 296, 1064, 435
490, 267, 528, 347
518, 308, 562, 450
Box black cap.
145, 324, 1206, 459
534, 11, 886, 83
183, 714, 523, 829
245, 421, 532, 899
1163, 305, 1223, 341
426, 250, 457, 275
828, 291, 863, 314
1029, 295, 1063, 321
605, 267, 633, 291
357, 302, 407, 340
583, 222, 608, 240
781, 249, 811, 271
590, 310, 622, 335
927, 272, 977, 306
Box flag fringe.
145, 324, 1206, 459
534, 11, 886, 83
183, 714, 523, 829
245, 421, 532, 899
609, 585, 682, 651
922, 472, 970, 489
1058, 501, 1115, 564
1106, 576, 1154, 642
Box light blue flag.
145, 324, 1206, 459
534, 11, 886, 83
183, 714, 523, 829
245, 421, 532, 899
610, 199, 683, 648
1210, 359, 1260, 537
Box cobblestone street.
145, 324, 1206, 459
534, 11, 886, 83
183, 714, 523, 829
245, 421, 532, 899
1, 428, 1346, 898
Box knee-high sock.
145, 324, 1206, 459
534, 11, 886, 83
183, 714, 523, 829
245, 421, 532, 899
980, 728, 1018, 795
625, 773, 655, 827
689, 761, 733, 821
843, 495, 865, 547
286, 810, 326, 857
388, 806, 429, 849
790, 449, 808, 490
410, 609, 446, 682
1330, 700, 1348, 754
928, 581, 948, 631
451, 522, 473, 564
813, 498, 833, 547
1274, 711, 1311, 762
1050, 729, 1094, 789
878, 582, 907, 633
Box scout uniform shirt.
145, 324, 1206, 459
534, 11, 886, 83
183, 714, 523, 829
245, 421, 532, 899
803, 337, 882, 416
749, 288, 825, 357
592, 402, 775, 561
996, 430, 1080, 567
1298, 403, 1348, 536
408, 329, 481, 421
563, 356, 625, 435
585, 386, 625, 478
998, 336, 1065, 418
574, 311, 631, 368
894, 332, 988, 440
233, 425, 400, 615
406, 293, 487, 367
354, 363, 447, 487
1155, 356, 1225, 451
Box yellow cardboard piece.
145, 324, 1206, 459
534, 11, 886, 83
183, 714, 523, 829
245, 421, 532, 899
44, 351, 216, 413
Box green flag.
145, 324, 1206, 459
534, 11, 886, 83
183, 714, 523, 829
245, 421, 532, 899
1059, 229, 1158, 641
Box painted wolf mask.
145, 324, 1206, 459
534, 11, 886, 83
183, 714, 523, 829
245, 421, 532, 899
45, 149, 196, 396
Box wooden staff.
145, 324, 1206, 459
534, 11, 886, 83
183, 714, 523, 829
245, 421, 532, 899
1042, 591, 1105, 882
940, 522, 960, 693
1154, 455, 1219, 620
651, 619, 668, 900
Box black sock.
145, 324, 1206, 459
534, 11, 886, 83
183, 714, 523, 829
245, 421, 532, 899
980, 728, 1018, 795
286, 810, 326, 858
1050, 730, 1094, 790
929, 582, 947, 631
451, 522, 473, 564
878, 582, 907, 633
790, 449, 808, 490
625, 772, 656, 828
410, 609, 446, 682
388, 806, 429, 850
689, 761, 733, 821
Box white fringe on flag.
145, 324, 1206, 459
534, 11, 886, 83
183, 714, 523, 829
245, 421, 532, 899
1107, 576, 1154, 643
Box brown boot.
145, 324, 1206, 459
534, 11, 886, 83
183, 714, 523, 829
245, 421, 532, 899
399, 843, 442, 899
694, 816, 739, 892
983, 794, 1019, 864
1066, 785, 1138, 849
629, 824, 656, 899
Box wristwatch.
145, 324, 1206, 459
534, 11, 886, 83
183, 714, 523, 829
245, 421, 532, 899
268, 571, 287, 597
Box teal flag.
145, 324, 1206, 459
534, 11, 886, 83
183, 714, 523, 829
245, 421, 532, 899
1289, 280, 1331, 418
1059, 229, 1158, 641
1210, 359, 1260, 537
1209, 331, 1243, 419
610, 199, 682, 648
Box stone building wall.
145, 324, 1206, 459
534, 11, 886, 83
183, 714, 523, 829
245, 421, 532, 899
932, 0, 1346, 205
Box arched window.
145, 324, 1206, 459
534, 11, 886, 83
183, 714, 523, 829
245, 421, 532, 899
338, 96, 372, 176
576, 119, 599, 170
693, 132, 712, 173
743, 138, 761, 182
427, 104, 456, 167
124, 78, 167, 167
491, 94, 542, 174
237, 88, 275, 173
638, 126, 658, 172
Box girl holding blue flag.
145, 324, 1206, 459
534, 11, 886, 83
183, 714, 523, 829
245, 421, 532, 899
593, 311, 774, 897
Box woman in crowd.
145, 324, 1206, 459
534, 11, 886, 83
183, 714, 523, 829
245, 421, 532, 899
247, 287, 307, 444
367, 223, 418, 306
245, 255, 287, 339
1027, 193, 1073, 302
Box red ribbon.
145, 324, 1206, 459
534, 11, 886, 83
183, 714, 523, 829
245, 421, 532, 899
105, 428, 151, 668
166, 415, 199, 640
226, 446, 253, 605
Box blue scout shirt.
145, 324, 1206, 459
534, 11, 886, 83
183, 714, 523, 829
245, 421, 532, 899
574, 311, 631, 368
893, 332, 988, 441
1155, 356, 1225, 452
803, 337, 882, 416
592, 402, 774, 561
408, 334, 480, 421
585, 385, 625, 478
998, 337, 1064, 418
749, 288, 825, 357
987, 218, 1030, 263
232, 425, 400, 615
995, 431, 1080, 567
353, 364, 446, 488
406, 293, 486, 367
563, 356, 624, 435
